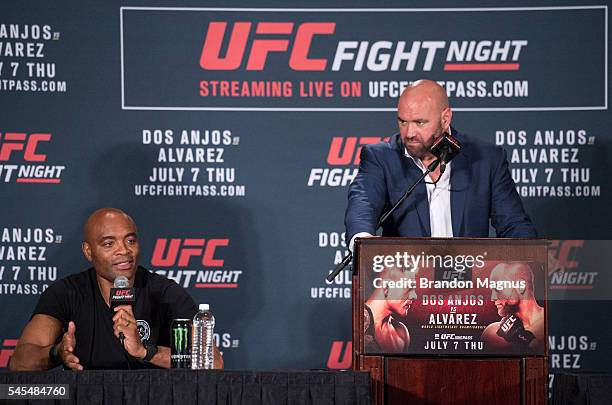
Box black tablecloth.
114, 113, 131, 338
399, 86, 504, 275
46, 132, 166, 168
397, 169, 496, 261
0, 369, 371, 405
552, 373, 612, 405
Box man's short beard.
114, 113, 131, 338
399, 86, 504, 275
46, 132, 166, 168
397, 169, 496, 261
500, 302, 520, 317
421, 127, 444, 156
404, 128, 442, 159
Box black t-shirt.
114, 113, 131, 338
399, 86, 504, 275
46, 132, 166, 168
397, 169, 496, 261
33, 266, 197, 369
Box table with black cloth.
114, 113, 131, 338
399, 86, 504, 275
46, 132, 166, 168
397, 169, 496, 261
0, 369, 371, 405
551, 373, 612, 405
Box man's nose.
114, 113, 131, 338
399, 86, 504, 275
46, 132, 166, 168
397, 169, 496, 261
402, 122, 413, 134
114, 240, 129, 254
405, 123, 420, 138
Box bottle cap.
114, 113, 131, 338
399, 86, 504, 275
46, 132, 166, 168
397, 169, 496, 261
199, 303, 209, 311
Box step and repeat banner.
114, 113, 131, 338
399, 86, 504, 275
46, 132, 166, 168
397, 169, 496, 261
1, 1, 610, 388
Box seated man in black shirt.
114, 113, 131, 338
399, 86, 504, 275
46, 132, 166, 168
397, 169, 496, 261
10, 208, 223, 370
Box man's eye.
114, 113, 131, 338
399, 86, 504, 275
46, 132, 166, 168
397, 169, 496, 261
127, 239, 137, 245
103, 242, 113, 247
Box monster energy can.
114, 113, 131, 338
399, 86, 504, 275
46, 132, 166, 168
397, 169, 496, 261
171, 319, 192, 368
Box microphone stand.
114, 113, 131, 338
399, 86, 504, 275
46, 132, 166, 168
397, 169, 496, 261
326, 158, 440, 282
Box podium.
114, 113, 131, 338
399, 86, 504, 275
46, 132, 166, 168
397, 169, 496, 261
352, 238, 548, 405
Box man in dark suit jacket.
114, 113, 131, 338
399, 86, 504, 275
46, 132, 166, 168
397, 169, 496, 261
345, 80, 536, 246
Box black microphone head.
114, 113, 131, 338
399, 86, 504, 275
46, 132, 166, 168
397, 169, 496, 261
114, 275, 129, 288
110, 276, 135, 309
430, 132, 461, 164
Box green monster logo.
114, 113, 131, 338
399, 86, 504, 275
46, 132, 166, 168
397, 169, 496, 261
174, 327, 189, 353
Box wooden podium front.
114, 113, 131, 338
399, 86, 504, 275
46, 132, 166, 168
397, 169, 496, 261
352, 238, 548, 405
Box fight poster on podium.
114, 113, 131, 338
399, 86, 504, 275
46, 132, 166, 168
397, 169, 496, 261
355, 238, 547, 357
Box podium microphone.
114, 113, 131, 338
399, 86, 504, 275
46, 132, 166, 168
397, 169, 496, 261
326, 160, 441, 282
430, 132, 461, 174
110, 275, 135, 346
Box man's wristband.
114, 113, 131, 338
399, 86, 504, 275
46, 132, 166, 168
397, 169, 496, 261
141, 340, 158, 363
49, 344, 62, 366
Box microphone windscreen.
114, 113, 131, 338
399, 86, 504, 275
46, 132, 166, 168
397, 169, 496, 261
114, 275, 129, 288
430, 133, 461, 163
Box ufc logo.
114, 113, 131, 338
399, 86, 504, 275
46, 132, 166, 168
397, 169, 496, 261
200, 21, 335, 71
0, 132, 50, 162
151, 238, 228, 267
116, 290, 131, 296
327, 137, 387, 165
327, 341, 352, 369
0, 339, 18, 368
501, 315, 516, 332
549, 240, 583, 269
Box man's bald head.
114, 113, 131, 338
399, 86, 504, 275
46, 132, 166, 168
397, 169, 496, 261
490, 262, 535, 293
369, 265, 418, 316
81, 208, 140, 286
489, 262, 537, 317
83, 208, 136, 244
396, 80, 452, 159
399, 80, 449, 112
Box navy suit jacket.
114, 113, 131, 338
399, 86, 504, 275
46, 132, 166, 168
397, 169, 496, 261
345, 130, 537, 241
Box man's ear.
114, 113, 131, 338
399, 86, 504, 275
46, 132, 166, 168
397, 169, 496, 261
441, 107, 452, 131
82, 241, 92, 262
517, 279, 527, 295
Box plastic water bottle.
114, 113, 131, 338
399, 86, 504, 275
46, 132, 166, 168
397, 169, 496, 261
191, 303, 215, 369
